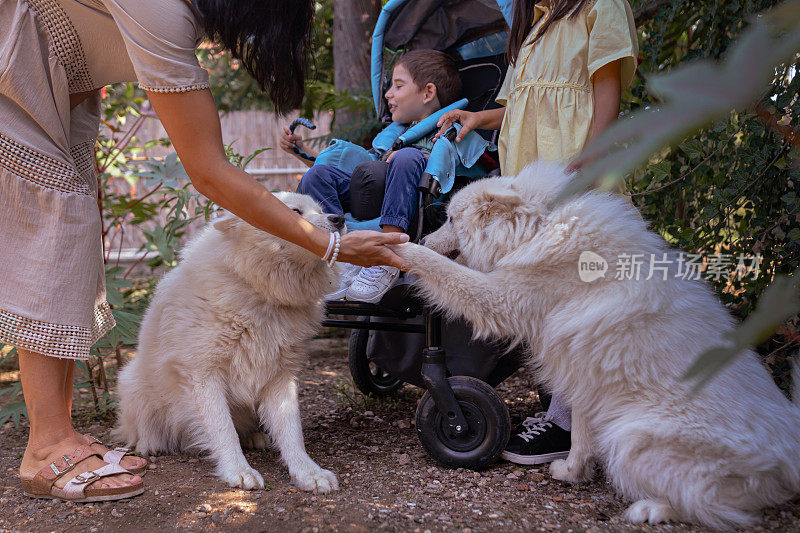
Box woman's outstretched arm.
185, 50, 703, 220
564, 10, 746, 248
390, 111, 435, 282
146, 89, 407, 268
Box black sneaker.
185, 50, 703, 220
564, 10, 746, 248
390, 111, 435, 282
501, 412, 571, 465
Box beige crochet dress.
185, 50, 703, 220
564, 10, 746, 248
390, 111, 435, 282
0, 0, 209, 359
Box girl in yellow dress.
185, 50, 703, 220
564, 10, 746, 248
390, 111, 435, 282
436, 0, 638, 465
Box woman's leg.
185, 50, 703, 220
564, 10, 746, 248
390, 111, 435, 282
64, 358, 147, 471
18, 349, 140, 489
64, 359, 75, 418
296, 164, 352, 215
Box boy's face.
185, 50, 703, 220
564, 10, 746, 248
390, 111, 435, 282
385, 64, 438, 124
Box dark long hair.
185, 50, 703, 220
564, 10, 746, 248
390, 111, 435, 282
507, 0, 592, 65
195, 0, 314, 113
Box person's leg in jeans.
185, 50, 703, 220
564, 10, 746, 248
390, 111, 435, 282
502, 393, 572, 465
378, 147, 426, 233
296, 164, 352, 216
347, 147, 426, 303
349, 161, 388, 221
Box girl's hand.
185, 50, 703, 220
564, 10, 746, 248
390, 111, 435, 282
434, 110, 480, 143
338, 230, 410, 270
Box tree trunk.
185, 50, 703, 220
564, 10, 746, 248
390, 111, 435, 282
333, 0, 381, 139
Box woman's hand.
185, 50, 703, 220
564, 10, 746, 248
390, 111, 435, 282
338, 230, 410, 269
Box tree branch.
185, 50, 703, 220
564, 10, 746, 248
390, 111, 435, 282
635, 0, 671, 26
755, 102, 800, 150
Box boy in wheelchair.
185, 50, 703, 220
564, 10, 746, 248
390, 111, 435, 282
281, 50, 462, 303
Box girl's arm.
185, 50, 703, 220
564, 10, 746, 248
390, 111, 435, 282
433, 107, 506, 142
590, 59, 622, 139
146, 89, 407, 267
568, 59, 622, 172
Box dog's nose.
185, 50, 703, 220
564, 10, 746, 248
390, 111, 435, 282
419, 237, 427, 246
328, 214, 345, 230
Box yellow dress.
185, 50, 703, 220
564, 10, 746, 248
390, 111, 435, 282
496, 0, 638, 175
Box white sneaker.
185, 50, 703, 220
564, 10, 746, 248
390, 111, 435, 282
325, 263, 362, 301
345, 266, 400, 303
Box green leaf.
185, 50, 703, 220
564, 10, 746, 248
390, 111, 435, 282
105, 287, 125, 307
0, 401, 27, 426
679, 139, 705, 160
650, 161, 672, 182
0, 346, 17, 366
151, 226, 175, 264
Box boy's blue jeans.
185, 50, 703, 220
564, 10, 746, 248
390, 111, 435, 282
297, 147, 426, 232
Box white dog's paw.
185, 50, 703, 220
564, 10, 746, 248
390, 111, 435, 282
624, 499, 678, 524
218, 465, 265, 490
241, 432, 270, 450
292, 466, 339, 493
549, 459, 591, 483
387, 241, 413, 257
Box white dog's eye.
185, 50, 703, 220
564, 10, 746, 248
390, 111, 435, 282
292, 208, 303, 215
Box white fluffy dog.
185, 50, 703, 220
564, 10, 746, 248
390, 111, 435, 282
391, 161, 800, 528
114, 192, 340, 493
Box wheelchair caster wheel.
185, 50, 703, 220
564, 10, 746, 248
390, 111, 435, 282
348, 328, 404, 398
415, 376, 510, 470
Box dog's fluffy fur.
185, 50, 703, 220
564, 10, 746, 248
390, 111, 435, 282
392, 162, 800, 528
114, 192, 340, 493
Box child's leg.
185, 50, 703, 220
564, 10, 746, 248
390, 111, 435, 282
502, 394, 572, 465
379, 147, 427, 233
349, 161, 388, 220
546, 394, 572, 431
346, 148, 425, 303
296, 164, 352, 215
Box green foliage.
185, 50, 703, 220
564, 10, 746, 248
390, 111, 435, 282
0, 382, 25, 426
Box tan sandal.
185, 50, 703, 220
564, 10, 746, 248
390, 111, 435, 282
20, 445, 144, 503
85, 435, 148, 476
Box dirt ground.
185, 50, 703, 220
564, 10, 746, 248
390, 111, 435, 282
1, 336, 799, 533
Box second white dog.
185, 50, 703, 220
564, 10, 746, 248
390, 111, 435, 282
392, 162, 800, 528
114, 192, 341, 492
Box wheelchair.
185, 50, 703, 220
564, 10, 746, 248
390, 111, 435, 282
291, 0, 530, 470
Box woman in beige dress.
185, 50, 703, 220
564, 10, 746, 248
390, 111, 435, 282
0, 0, 406, 502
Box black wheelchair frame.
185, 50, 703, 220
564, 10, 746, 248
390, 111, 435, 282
321, 148, 525, 469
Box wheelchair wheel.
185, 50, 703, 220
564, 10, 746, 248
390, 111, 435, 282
348, 328, 404, 398
415, 376, 510, 470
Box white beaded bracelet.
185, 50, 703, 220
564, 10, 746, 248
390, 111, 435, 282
321, 231, 336, 262
327, 231, 341, 268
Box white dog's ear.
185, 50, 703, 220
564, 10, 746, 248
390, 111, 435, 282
477, 189, 524, 217
214, 216, 238, 234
